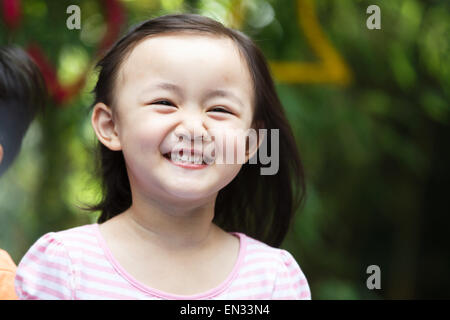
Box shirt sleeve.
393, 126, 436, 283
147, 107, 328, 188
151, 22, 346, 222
15, 232, 75, 300
271, 249, 311, 300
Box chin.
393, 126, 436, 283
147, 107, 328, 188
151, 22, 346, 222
165, 185, 215, 200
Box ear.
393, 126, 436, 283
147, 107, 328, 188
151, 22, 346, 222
0, 144, 3, 165
91, 102, 122, 151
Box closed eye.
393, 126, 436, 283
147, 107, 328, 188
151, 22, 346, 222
152, 100, 175, 106
209, 107, 233, 115
150, 101, 233, 115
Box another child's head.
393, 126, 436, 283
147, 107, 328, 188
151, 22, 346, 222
89, 14, 305, 247
0, 46, 46, 176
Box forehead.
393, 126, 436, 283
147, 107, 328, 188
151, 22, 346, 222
118, 33, 253, 94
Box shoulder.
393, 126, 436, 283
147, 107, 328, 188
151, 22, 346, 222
18, 223, 99, 264
238, 233, 298, 268
15, 224, 97, 300
21, 224, 98, 258
52, 223, 99, 246
236, 233, 311, 300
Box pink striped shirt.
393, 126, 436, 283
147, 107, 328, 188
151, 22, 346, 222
15, 224, 311, 300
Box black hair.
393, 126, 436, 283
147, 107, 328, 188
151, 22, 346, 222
0, 46, 46, 176
86, 13, 306, 247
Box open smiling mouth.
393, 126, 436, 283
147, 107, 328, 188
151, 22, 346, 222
162, 149, 212, 168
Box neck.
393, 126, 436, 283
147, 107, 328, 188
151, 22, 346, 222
121, 189, 220, 251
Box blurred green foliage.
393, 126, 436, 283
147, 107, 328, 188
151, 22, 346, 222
0, 0, 449, 299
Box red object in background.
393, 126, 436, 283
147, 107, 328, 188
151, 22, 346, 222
98, 0, 126, 56
2, 0, 21, 30
26, 44, 80, 105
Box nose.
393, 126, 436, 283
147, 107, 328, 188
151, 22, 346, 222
173, 114, 211, 144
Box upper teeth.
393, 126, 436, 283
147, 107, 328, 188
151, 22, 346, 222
170, 152, 203, 164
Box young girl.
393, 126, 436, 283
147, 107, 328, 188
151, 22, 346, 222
14, 14, 310, 300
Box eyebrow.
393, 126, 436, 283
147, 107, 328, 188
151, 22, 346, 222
151, 82, 183, 96
205, 89, 244, 108
144, 82, 244, 108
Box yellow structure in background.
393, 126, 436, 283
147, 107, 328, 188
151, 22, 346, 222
51, 0, 353, 96
228, 0, 352, 85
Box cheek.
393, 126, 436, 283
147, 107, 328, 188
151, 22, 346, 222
212, 128, 249, 164
119, 114, 166, 158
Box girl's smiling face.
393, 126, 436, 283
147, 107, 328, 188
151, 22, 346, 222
93, 33, 257, 204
